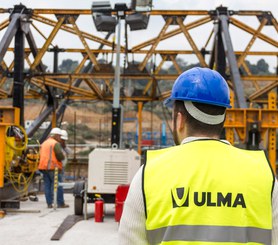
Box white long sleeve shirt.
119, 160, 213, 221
118, 138, 278, 245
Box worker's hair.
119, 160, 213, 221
173, 100, 226, 137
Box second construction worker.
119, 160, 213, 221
38, 127, 69, 208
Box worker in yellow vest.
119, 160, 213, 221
38, 127, 69, 208
118, 67, 278, 244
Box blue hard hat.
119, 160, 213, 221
164, 67, 231, 108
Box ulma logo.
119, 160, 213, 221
171, 187, 246, 208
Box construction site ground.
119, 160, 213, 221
0, 193, 119, 245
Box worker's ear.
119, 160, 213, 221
176, 112, 185, 131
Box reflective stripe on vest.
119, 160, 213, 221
38, 137, 62, 170
143, 140, 274, 245
147, 225, 271, 245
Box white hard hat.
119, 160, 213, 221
61, 130, 68, 140
50, 127, 62, 135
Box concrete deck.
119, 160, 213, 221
0, 193, 119, 245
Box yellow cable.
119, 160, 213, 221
5, 125, 28, 152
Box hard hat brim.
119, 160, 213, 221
164, 97, 174, 108
164, 96, 232, 108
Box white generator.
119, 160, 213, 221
73, 148, 141, 215
88, 148, 141, 195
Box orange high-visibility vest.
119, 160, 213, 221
38, 137, 63, 170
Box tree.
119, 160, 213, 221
58, 59, 78, 73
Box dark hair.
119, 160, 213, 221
173, 100, 226, 137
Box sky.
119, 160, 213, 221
0, 0, 276, 15
0, 0, 277, 71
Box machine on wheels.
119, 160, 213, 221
73, 147, 141, 216
0, 107, 40, 203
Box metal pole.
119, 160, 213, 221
111, 17, 122, 148
113, 18, 121, 109
13, 23, 25, 127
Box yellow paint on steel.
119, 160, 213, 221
267, 92, 277, 173
177, 17, 208, 68
30, 16, 65, 70
137, 102, 143, 155
138, 17, 173, 71
0, 107, 20, 188
68, 16, 100, 71
0, 126, 5, 187
237, 18, 268, 67
230, 17, 278, 48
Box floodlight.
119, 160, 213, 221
126, 13, 149, 31
131, 0, 153, 12
93, 14, 117, 32
92, 1, 112, 13
91, 1, 116, 32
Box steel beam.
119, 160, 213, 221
26, 106, 53, 137
132, 16, 211, 52
230, 17, 278, 48
249, 81, 278, 101
83, 79, 104, 99
241, 61, 260, 91
213, 18, 226, 77
31, 14, 123, 51
138, 17, 173, 71
241, 75, 277, 81
177, 17, 208, 67
0, 14, 20, 64
0, 19, 9, 31
237, 18, 268, 67
169, 55, 182, 74
68, 16, 100, 71
271, 16, 278, 33
5, 47, 278, 56
142, 55, 167, 95
30, 16, 65, 70
32, 77, 95, 97
13, 20, 25, 126
219, 14, 247, 108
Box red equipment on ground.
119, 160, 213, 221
95, 199, 104, 222
115, 184, 130, 222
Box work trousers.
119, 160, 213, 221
41, 170, 65, 206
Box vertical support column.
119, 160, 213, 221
225, 128, 234, 145
218, 12, 247, 108
52, 110, 57, 128
137, 102, 143, 155
268, 92, 277, 174
214, 19, 226, 79
0, 126, 5, 187
13, 25, 25, 127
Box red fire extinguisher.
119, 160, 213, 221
95, 197, 104, 222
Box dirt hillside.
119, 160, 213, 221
24, 103, 168, 132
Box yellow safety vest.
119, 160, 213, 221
143, 140, 274, 245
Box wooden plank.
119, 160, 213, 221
51, 215, 83, 241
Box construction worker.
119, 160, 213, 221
118, 67, 278, 244
60, 129, 72, 168
38, 127, 69, 208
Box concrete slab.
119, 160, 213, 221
0, 193, 119, 245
